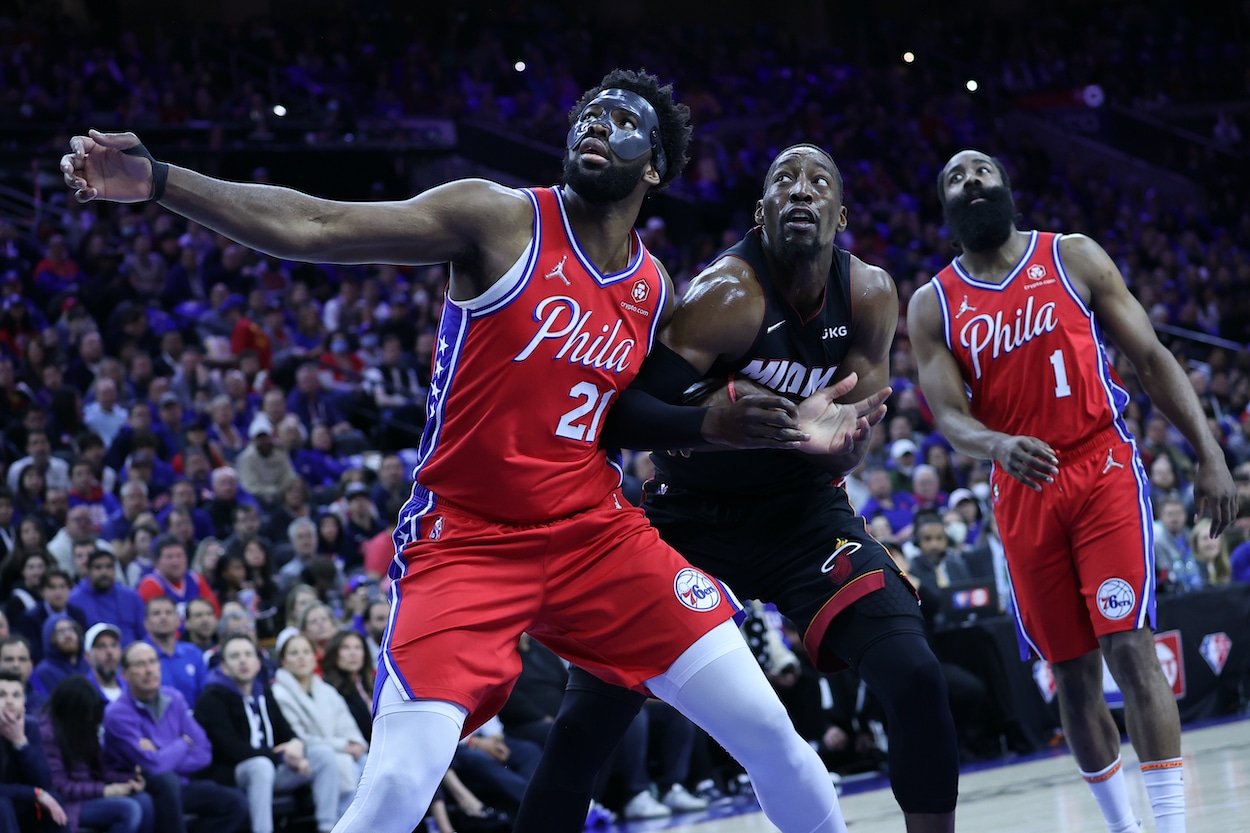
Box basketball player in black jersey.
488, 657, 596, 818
510, 145, 960, 833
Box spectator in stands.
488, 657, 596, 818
33, 615, 93, 695
86, 623, 126, 703
13, 469, 47, 528
195, 634, 341, 833
47, 505, 107, 576
908, 513, 973, 591
299, 602, 341, 669
236, 418, 297, 510
181, 598, 218, 655
266, 478, 314, 554
0, 490, 15, 564
18, 570, 88, 664
292, 423, 347, 490
3, 549, 53, 627
1187, 518, 1232, 587
322, 630, 374, 742
910, 464, 949, 514
157, 481, 214, 544
6, 430, 69, 494
0, 667, 69, 831
137, 535, 220, 620
859, 467, 916, 540
1, 635, 47, 712
142, 596, 206, 707
1155, 494, 1197, 593
340, 483, 382, 572
83, 377, 128, 448
39, 673, 154, 833
286, 363, 354, 439
203, 469, 249, 541
271, 633, 368, 814
103, 641, 249, 833
76, 432, 119, 499
361, 599, 388, 665
455, 714, 545, 818
69, 549, 146, 645
923, 444, 961, 495
103, 482, 152, 552
206, 396, 246, 464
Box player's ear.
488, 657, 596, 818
754, 200, 764, 225
643, 160, 662, 187
836, 205, 848, 234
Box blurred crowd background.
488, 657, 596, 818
0, 0, 1248, 830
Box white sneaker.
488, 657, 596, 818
661, 784, 709, 812
623, 790, 673, 820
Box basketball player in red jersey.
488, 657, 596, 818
61, 70, 882, 833
909, 149, 1237, 833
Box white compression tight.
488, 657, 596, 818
647, 620, 848, 833
331, 681, 467, 833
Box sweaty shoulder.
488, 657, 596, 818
906, 280, 944, 339
662, 252, 766, 369
848, 255, 896, 305
437, 180, 536, 298
1057, 232, 1119, 301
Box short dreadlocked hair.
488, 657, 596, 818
936, 150, 1013, 207
568, 68, 692, 188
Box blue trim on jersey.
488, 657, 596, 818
1052, 233, 1133, 429
375, 500, 436, 708
472, 189, 543, 318
644, 263, 669, 351
1004, 541, 1046, 661
930, 278, 954, 351
552, 187, 646, 286
403, 305, 471, 515
1126, 439, 1157, 630
951, 230, 1039, 291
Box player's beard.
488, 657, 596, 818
945, 184, 1016, 252
563, 154, 648, 205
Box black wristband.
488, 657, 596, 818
121, 142, 170, 202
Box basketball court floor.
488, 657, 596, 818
607, 716, 1250, 833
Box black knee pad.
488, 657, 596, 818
855, 632, 959, 814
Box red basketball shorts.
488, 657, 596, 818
376, 489, 737, 734
992, 427, 1156, 664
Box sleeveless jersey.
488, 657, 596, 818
930, 230, 1130, 450
655, 227, 855, 495
398, 187, 667, 528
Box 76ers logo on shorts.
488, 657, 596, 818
1097, 578, 1136, 620
674, 568, 720, 612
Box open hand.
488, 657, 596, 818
60, 130, 156, 204
795, 373, 892, 456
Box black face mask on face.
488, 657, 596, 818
562, 153, 650, 205
944, 184, 1017, 252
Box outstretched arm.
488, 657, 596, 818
1065, 233, 1237, 534
60, 130, 530, 272
908, 283, 1058, 491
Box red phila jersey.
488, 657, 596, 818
402, 187, 666, 526
930, 231, 1130, 450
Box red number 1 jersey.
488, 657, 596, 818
399, 187, 667, 529
929, 230, 1131, 450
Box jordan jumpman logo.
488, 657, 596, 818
545, 255, 570, 285
1102, 448, 1125, 474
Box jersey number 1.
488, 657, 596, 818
556, 382, 615, 442
1049, 349, 1072, 399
